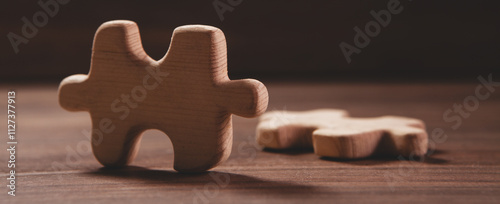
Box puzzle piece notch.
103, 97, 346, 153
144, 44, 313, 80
59, 20, 268, 172
257, 109, 428, 158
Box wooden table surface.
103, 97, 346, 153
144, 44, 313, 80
1, 82, 499, 203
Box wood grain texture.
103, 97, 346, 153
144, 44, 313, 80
0, 82, 499, 203
58, 20, 269, 172
257, 109, 428, 158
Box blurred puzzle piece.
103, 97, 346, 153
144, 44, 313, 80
58, 20, 268, 172
257, 109, 428, 158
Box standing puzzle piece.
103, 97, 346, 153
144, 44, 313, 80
257, 109, 428, 158
58, 20, 268, 172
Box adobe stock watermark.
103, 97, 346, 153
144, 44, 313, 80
340, 0, 415, 64
6, 91, 17, 196
7, 0, 70, 54
213, 0, 243, 22
51, 65, 169, 173
384, 74, 500, 191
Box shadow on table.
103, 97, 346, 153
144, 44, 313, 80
86, 166, 323, 196
262, 147, 314, 155
263, 148, 449, 165
322, 149, 449, 165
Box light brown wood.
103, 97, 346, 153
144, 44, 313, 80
257, 109, 428, 158
57, 20, 269, 172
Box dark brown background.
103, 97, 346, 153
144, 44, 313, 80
1, 0, 499, 82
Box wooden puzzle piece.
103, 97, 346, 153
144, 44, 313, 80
257, 109, 428, 158
58, 20, 268, 172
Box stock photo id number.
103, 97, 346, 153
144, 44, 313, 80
7, 91, 17, 196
